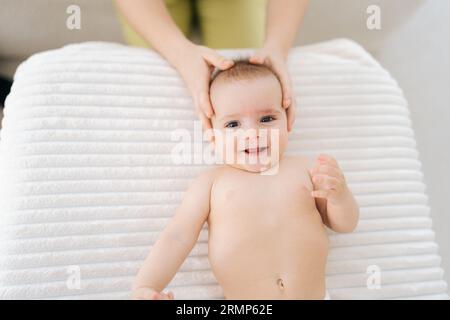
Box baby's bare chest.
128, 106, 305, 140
209, 167, 318, 226
206, 167, 329, 291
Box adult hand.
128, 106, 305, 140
249, 46, 296, 132
172, 42, 234, 131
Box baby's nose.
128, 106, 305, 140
243, 128, 259, 140
244, 132, 262, 149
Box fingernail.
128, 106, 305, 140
251, 57, 262, 64
223, 60, 233, 67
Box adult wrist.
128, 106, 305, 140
163, 36, 194, 68
263, 40, 290, 60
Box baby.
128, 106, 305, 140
132, 60, 359, 300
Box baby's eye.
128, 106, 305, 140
260, 115, 276, 123
225, 121, 239, 128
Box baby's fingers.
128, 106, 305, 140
131, 287, 160, 300
310, 165, 343, 181
312, 174, 340, 190
164, 291, 174, 300
311, 189, 331, 199
317, 154, 340, 169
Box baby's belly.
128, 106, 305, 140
208, 208, 329, 300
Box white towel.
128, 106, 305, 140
0, 39, 448, 299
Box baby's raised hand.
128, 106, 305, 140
132, 287, 174, 300
308, 154, 349, 204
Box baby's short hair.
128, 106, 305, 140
209, 58, 281, 88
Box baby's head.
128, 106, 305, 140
209, 59, 290, 173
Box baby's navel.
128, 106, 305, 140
277, 277, 285, 290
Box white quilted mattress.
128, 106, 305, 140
0, 39, 448, 300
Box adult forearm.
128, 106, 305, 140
115, 0, 191, 64
264, 0, 309, 57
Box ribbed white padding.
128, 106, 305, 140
0, 39, 447, 299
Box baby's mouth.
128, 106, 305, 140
243, 146, 268, 154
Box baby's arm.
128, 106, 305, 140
131, 169, 215, 299
306, 154, 359, 233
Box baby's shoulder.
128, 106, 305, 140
183, 166, 224, 202
194, 166, 221, 183
193, 165, 230, 187
282, 155, 315, 171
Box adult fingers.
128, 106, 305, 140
195, 87, 214, 119
201, 47, 234, 70
198, 110, 213, 133
192, 76, 213, 138
273, 61, 294, 109
249, 51, 267, 64
286, 98, 296, 132
249, 52, 294, 109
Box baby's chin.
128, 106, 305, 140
213, 144, 283, 173
230, 163, 275, 173
226, 156, 281, 173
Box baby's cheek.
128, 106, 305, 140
214, 133, 239, 163
268, 128, 289, 152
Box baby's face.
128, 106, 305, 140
210, 75, 289, 173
